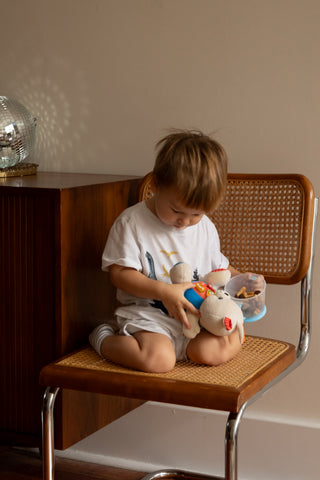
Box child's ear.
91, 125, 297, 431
149, 173, 158, 194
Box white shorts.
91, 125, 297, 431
110, 304, 191, 361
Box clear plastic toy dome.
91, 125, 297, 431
0, 96, 36, 169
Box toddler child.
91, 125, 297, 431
89, 129, 257, 373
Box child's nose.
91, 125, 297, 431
177, 216, 190, 227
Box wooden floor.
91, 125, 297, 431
0, 447, 145, 480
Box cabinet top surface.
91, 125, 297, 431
0, 171, 140, 190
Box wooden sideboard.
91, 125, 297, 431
0, 172, 143, 449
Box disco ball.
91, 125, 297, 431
0, 96, 36, 169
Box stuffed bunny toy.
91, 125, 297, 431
170, 262, 244, 343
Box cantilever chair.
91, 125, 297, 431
40, 173, 318, 480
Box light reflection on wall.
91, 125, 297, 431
7, 55, 94, 172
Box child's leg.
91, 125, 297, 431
100, 330, 176, 373
186, 329, 242, 366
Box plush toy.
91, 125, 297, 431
170, 262, 244, 344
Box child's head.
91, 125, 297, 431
153, 129, 228, 212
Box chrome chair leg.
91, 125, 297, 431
140, 409, 247, 480
41, 386, 59, 480
225, 404, 247, 480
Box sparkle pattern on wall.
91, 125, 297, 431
8, 56, 92, 172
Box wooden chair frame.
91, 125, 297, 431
40, 173, 318, 480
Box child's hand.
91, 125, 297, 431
229, 266, 265, 290
241, 272, 265, 290
109, 265, 200, 329
160, 282, 200, 329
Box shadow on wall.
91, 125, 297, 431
6, 53, 110, 172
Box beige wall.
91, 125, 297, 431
2, 0, 320, 477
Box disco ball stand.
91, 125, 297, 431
0, 96, 37, 177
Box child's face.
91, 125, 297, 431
152, 185, 204, 230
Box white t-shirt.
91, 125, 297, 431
102, 201, 228, 320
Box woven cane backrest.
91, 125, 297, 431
138, 173, 315, 285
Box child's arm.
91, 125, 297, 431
109, 264, 199, 329
228, 265, 241, 277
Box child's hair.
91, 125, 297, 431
153, 129, 228, 212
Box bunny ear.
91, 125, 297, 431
224, 317, 233, 331
238, 323, 245, 344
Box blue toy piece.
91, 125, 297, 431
243, 305, 267, 323
184, 288, 204, 310
184, 281, 215, 310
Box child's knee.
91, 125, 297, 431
141, 348, 176, 373
133, 332, 177, 373
187, 331, 242, 366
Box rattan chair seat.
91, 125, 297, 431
40, 336, 295, 413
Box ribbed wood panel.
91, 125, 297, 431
0, 193, 36, 433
